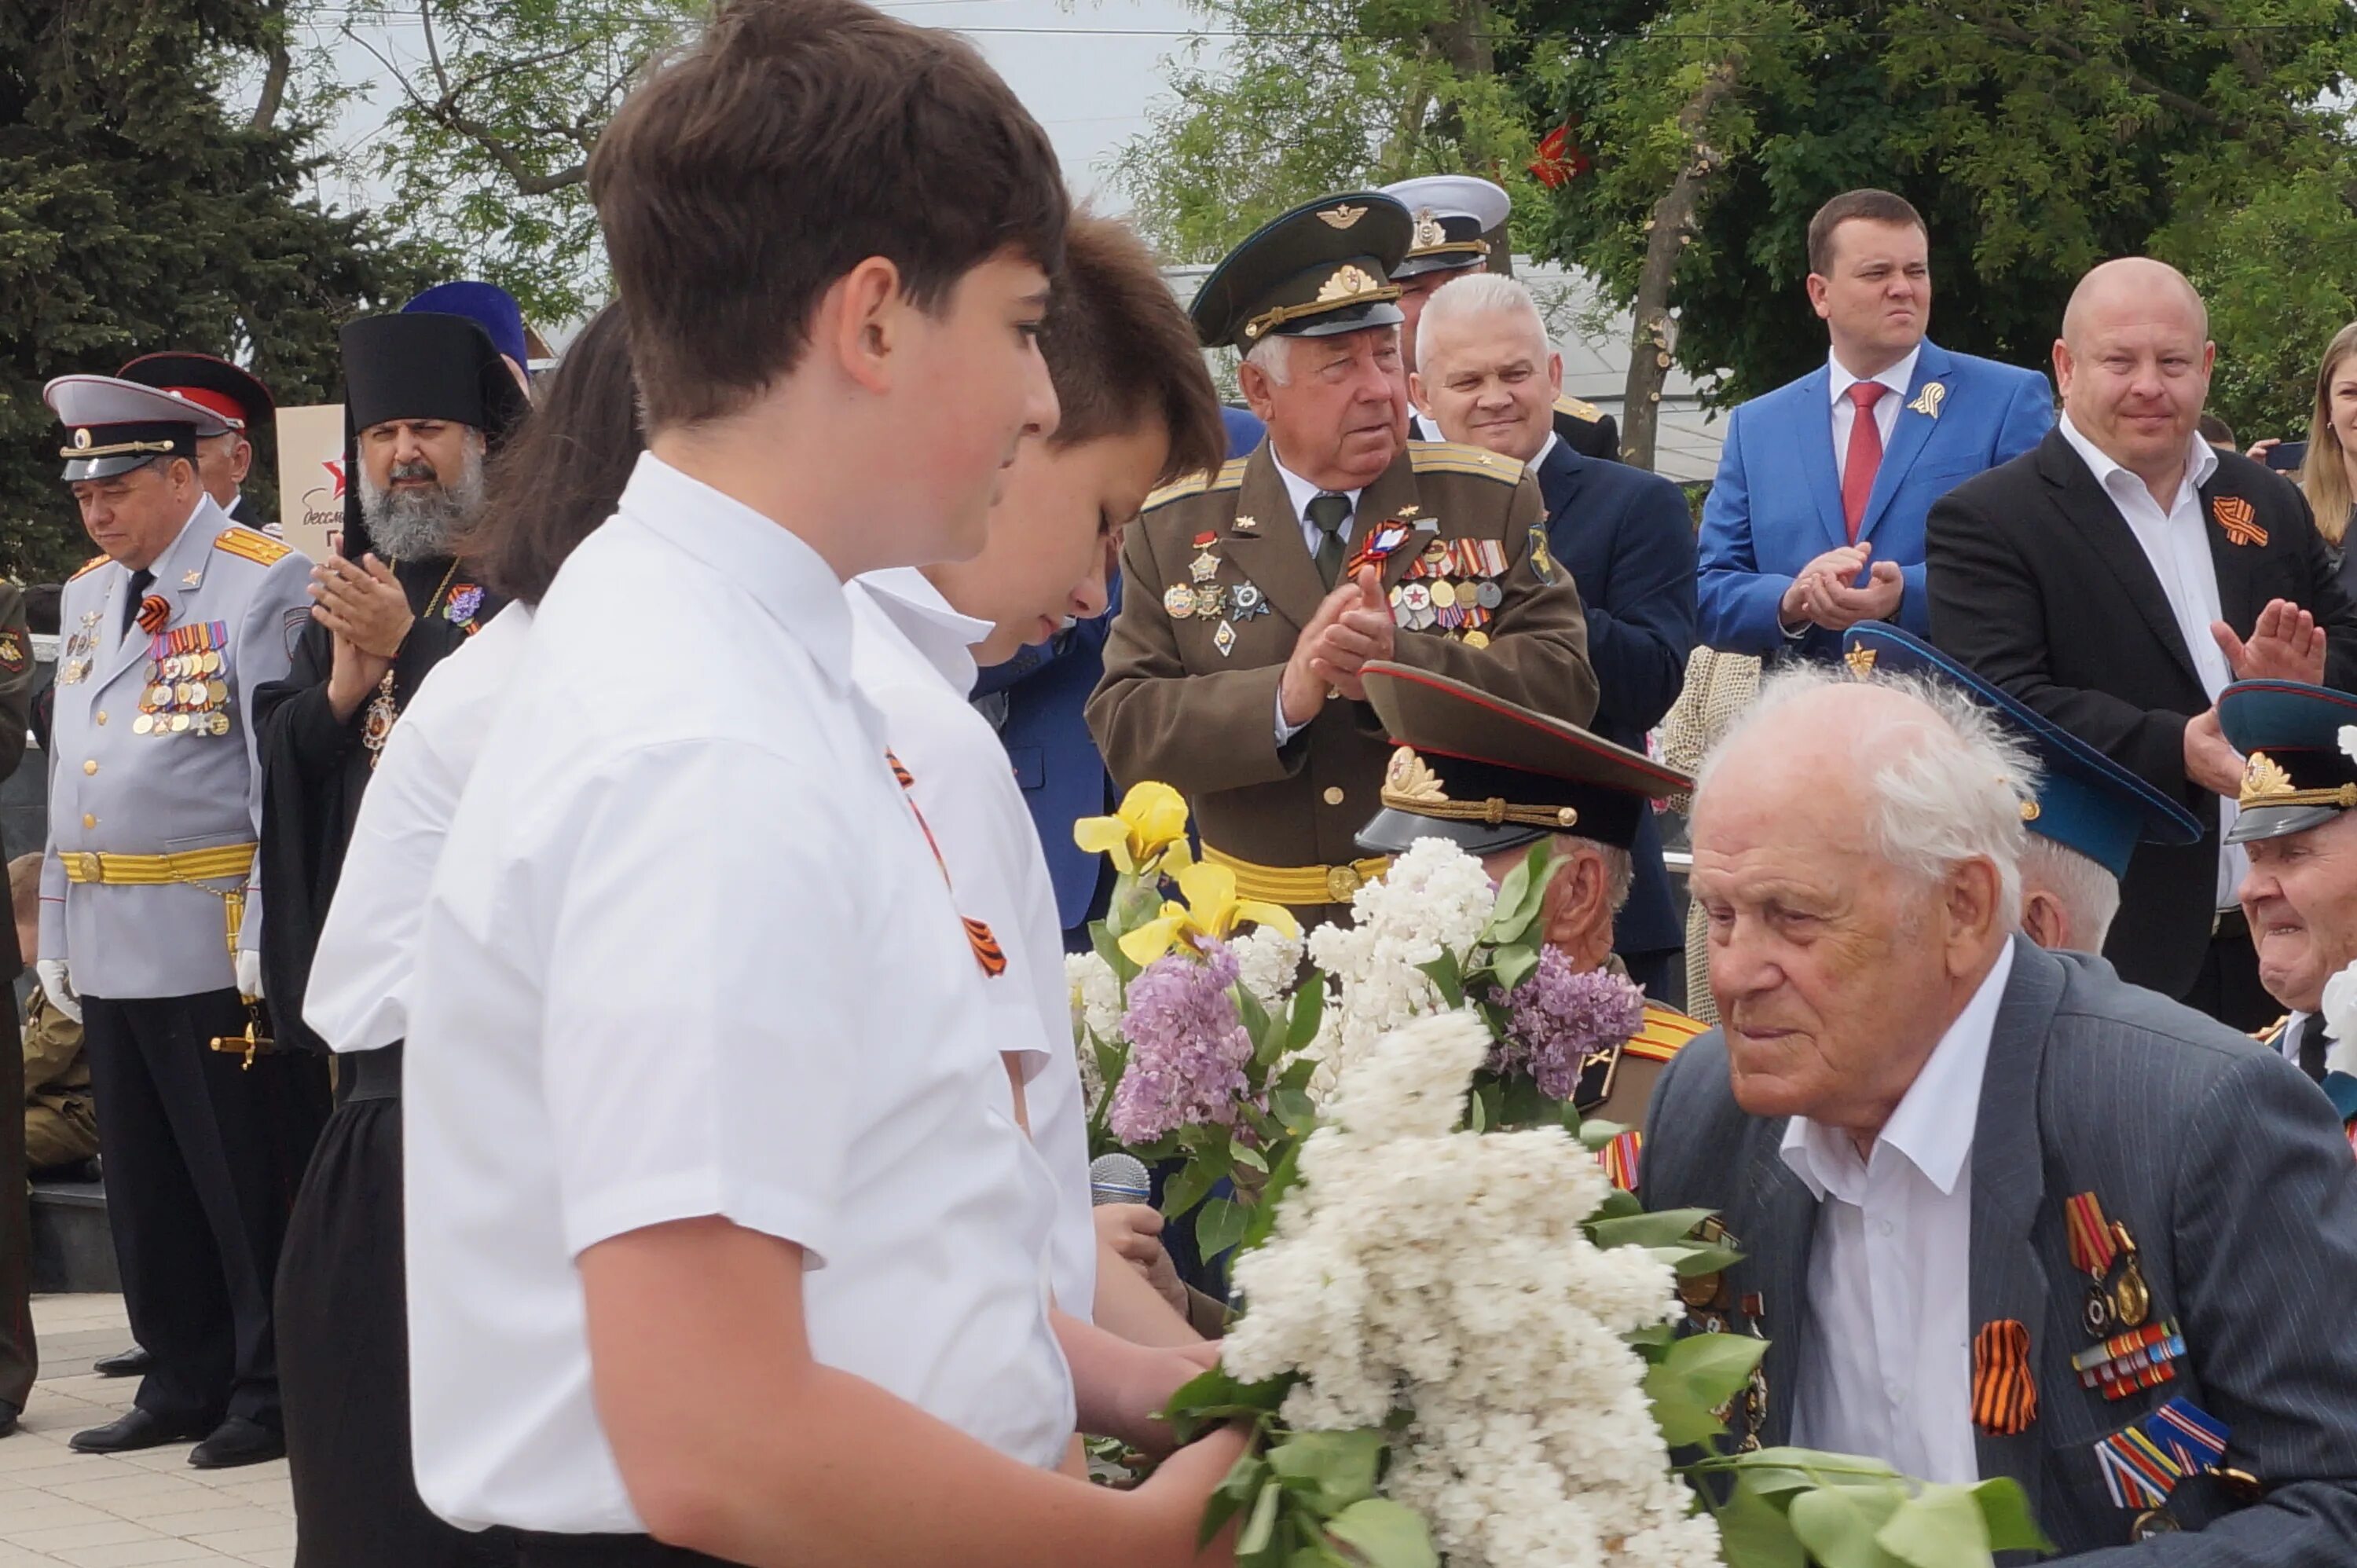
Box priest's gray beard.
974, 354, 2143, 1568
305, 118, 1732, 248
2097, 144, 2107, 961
358, 441, 485, 562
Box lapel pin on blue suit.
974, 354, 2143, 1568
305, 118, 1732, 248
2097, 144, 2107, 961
1907, 379, 1947, 418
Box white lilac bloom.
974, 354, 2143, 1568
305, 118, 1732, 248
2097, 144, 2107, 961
1222, 1009, 1722, 1568
1307, 837, 1498, 1086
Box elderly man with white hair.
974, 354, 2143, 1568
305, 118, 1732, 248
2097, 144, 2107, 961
1642, 665, 2357, 1555
1408, 270, 1696, 998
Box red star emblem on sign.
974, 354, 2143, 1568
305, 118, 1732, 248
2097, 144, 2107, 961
324, 457, 346, 499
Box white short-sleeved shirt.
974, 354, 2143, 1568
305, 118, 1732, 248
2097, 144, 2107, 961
847, 568, 1095, 1321
303, 605, 534, 1055
401, 455, 1074, 1533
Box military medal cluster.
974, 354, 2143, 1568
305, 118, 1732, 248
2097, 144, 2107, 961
134, 622, 235, 737
1163, 530, 1271, 658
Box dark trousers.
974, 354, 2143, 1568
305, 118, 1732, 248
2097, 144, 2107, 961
280, 1079, 514, 1567
2183, 918, 2276, 1034
0, 980, 27, 1412
82, 989, 327, 1429
515, 1537, 741, 1566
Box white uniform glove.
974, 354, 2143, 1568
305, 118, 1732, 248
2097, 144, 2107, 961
236, 948, 264, 1002
37, 958, 81, 1024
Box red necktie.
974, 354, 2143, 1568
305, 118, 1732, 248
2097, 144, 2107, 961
1842, 380, 1886, 544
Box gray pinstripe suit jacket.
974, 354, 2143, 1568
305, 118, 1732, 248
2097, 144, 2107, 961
1644, 938, 2357, 1562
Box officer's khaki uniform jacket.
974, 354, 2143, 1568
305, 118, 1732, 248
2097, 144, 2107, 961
41, 498, 311, 999
1089, 438, 1597, 920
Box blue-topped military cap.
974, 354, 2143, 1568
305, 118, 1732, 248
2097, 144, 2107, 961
403, 280, 528, 372
1380, 174, 1512, 280
1842, 625, 2200, 879
1189, 192, 1413, 350
2217, 680, 2357, 844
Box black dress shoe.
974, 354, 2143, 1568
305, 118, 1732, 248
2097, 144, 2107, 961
189, 1416, 284, 1469
71, 1408, 206, 1453
92, 1346, 152, 1378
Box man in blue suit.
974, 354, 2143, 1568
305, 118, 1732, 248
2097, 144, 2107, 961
975, 408, 1265, 945
1411, 271, 1696, 998
1698, 189, 2051, 663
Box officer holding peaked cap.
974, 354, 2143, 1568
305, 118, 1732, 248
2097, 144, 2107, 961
2216, 678, 2357, 1130
38, 372, 324, 1468
1381, 173, 1618, 460
1842, 624, 2201, 956
1352, 658, 1701, 1146
1090, 192, 1598, 929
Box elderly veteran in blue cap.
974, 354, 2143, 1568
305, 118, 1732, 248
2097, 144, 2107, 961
1090, 192, 1597, 929
1382, 173, 1618, 461
2220, 680, 2357, 1122
1845, 625, 2201, 954
1353, 660, 1702, 1145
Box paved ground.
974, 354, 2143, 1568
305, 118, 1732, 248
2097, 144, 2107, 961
1, 1295, 295, 1566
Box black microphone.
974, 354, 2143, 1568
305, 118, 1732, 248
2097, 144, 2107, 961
1088, 1151, 1151, 1207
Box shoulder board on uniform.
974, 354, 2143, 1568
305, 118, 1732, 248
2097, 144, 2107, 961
69, 554, 110, 581
2253, 1013, 2292, 1046
1143, 456, 1250, 513
1553, 394, 1605, 423
212, 526, 292, 568
1407, 440, 1523, 486
1623, 1001, 1706, 1064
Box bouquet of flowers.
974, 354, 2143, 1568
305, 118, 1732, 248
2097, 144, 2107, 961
1065, 783, 1320, 1261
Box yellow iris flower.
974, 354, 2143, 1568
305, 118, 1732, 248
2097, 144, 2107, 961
1073, 780, 1194, 877
1118, 860, 1300, 966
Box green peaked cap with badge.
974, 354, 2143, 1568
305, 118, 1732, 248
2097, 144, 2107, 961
1189, 192, 1414, 350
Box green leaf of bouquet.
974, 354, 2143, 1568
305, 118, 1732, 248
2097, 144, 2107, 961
1202, 1453, 1267, 1548
1585, 1207, 1719, 1249
1162, 1144, 1232, 1220
1488, 849, 1535, 937
1577, 1115, 1631, 1151
1787, 1482, 1906, 1568
1266, 1429, 1384, 1513
1162, 1365, 1291, 1442
1196, 1196, 1249, 1261
1714, 1475, 1808, 1568
1875, 1484, 1991, 1568
1719, 1448, 1904, 1497
1241, 1142, 1303, 1254
1967, 1478, 2051, 1553
1490, 942, 1540, 996
1271, 1085, 1319, 1133
1466, 1086, 1488, 1133
1649, 1240, 1745, 1279
1644, 1333, 1767, 1445
1322, 1498, 1439, 1568
1237, 1479, 1284, 1556
1093, 1035, 1128, 1097
1090, 921, 1141, 986
1589, 1187, 1644, 1222
1417, 951, 1466, 1008
1623, 1323, 1677, 1352
1287, 980, 1325, 1050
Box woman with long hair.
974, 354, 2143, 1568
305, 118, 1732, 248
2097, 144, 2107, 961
2298, 321, 2357, 591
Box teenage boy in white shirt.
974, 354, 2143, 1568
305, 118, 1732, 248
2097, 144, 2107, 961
849, 214, 1230, 1352
398, 5, 1243, 1564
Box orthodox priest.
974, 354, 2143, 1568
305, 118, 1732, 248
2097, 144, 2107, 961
254, 309, 525, 1565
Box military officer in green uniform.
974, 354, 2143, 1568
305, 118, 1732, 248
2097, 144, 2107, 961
1382, 174, 1619, 460
1089, 191, 1598, 925
1352, 660, 1700, 1169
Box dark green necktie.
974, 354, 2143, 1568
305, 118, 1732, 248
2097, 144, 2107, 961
1307, 493, 1351, 588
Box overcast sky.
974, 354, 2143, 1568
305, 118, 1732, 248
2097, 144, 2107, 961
304, 0, 1219, 215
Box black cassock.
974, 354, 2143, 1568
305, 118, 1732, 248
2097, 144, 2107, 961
253, 555, 513, 1568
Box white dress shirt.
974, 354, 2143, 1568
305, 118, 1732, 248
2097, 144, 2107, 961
2057, 416, 2242, 905
1827, 344, 1919, 482
303, 606, 533, 1056
1527, 429, 1562, 474
1269, 445, 1368, 744
402, 455, 1072, 1533
847, 567, 1095, 1321
1781, 938, 2015, 1486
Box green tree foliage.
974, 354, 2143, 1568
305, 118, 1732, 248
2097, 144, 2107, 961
1522, 0, 2357, 436
327, 0, 702, 324
0, 0, 425, 577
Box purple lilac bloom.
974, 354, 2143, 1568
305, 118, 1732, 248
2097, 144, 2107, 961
1109, 939, 1253, 1144
1490, 948, 1645, 1101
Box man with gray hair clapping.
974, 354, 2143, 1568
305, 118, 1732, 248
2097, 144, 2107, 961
1643, 666, 2357, 1555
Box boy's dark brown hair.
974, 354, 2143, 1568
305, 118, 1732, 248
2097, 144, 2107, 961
464, 303, 640, 606
1805, 189, 1928, 276
590, 0, 1069, 432
1043, 214, 1226, 491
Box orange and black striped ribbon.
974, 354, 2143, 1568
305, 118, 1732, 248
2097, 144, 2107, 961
136, 594, 170, 635
1972, 1319, 2038, 1436
884, 748, 1006, 981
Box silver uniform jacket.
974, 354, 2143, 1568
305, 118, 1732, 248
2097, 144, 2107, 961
41, 498, 312, 999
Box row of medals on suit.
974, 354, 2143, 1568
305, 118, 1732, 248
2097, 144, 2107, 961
57, 608, 233, 736
1162, 529, 1508, 656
